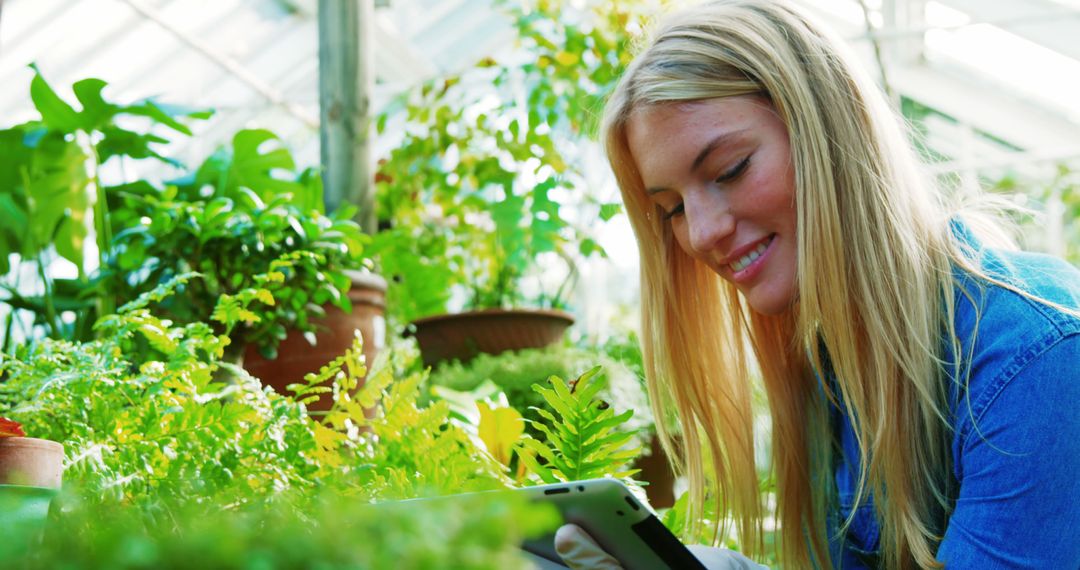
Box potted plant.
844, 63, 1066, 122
425, 343, 680, 507
371, 0, 636, 365
0, 417, 63, 559
0, 281, 661, 566
0, 70, 386, 407
107, 128, 384, 406
372, 117, 590, 365
0, 67, 209, 347
0, 290, 560, 568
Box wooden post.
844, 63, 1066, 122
318, 0, 376, 234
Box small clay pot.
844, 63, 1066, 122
0, 437, 64, 489
410, 308, 575, 367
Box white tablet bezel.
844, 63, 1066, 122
516, 478, 706, 570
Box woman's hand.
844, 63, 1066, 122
553, 524, 768, 569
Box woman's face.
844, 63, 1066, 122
626, 96, 798, 316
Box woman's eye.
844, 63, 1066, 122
716, 156, 751, 183
663, 203, 685, 220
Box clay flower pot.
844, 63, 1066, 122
243, 271, 388, 410
0, 436, 65, 488
410, 308, 575, 367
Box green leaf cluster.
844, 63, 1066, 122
0, 66, 209, 345
303, 336, 513, 499
370, 1, 663, 323
0, 275, 520, 509
107, 133, 370, 359
0, 277, 319, 506
426, 344, 653, 446
0, 279, 565, 566
4, 482, 557, 569
516, 367, 642, 484
1, 69, 369, 362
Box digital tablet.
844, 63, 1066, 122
516, 478, 706, 570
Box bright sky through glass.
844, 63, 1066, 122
924, 1, 1080, 123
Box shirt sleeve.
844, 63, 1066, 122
937, 332, 1080, 568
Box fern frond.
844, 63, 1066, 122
516, 366, 643, 484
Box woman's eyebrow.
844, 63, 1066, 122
691, 129, 748, 172
645, 128, 749, 196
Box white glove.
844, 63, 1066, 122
554, 524, 768, 570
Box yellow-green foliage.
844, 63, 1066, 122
0, 275, 552, 567
516, 367, 642, 484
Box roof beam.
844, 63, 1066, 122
119, 0, 318, 127
891, 64, 1080, 154
937, 0, 1080, 62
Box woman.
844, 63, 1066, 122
555, 0, 1080, 568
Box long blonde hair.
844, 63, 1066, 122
602, 1, 971, 567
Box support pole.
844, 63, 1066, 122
319, 0, 376, 233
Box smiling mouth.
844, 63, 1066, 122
729, 235, 775, 272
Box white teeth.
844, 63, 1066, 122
730, 238, 771, 272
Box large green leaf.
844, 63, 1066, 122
25, 133, 92, 271
71, 78, 114, 130
96, 125, 176, 165
118, 100, 212, 140
29, 65, 82, 132
0, 129, 34, 273
227, 129, 305, 202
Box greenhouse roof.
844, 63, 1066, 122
2, 0, 1079, 176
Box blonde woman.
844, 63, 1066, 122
554, 0, 1080, 568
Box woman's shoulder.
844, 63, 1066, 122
940, 247, 1080, 568
952, 246, 1080, 341
948, 246, 1080, 437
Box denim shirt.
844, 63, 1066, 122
827, 245, 1080, 568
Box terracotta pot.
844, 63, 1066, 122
244, 271, 388, 410
0, 437, 64, 489
410, 308, 574, 367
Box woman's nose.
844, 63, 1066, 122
685, 192, 734, 255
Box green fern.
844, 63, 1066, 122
516, 366, 642, 484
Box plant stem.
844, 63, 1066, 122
88, 139, 116, 320
36, 255, 61, 339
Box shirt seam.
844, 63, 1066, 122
957, 329, 1075, 452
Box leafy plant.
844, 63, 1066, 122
0, 271, 525, 507
0, 274, 322, 506
426, 344, 654, 445
299, 337, 514, 498
0, 275, 567, 567
108, 128, 369, 360
516, 367, 642, 484
5, 477, 559, 569
369, 0, 657, 324
0, 66, 209, 346
0, 69, 369, 365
